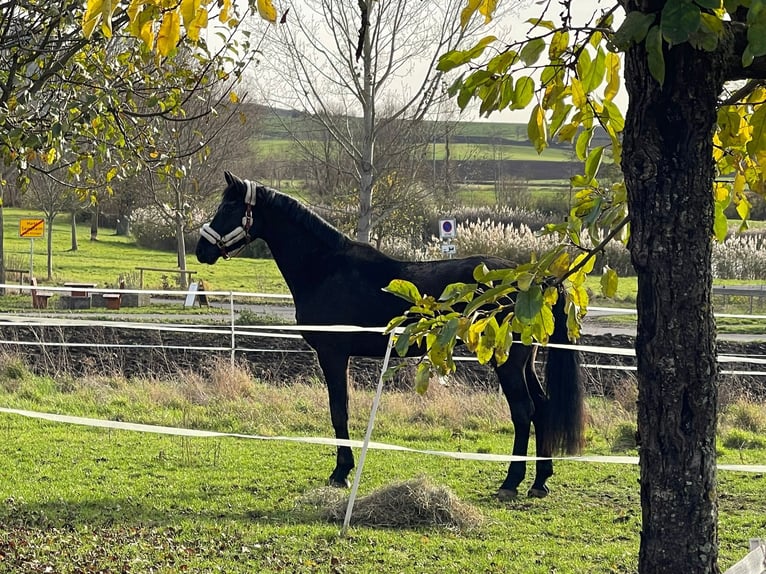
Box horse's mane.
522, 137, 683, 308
224, 181, 351, 250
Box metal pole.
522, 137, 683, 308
230, 291, 236, 368
29, 239, 34, 278
341, 331, 396, 535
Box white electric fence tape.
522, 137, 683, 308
2, 406, 764, 473
1, 287, 766, 475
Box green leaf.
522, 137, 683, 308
548, 30, 569, 59
511, 76, 535, 110
414, 362, 431, 395
611, 10, 656, 50
436, 317, 460, 347
714, 201, 728, 242
383, 279, 422, 304
463, 284, 515, 316
439, 282, 477, 303
660, 0, 701, 45
436, 35, 497, 72
747, 103, 766, 156
584, 146, 605, 180
747, 22, 766, 59
520, 38, 546, 66
580, 47, 607, 93
487, 50, 518, 75
646, 25, 665, 85
515, 285, 544, 324
696, 0, 721, 8
575, 127, 593, 161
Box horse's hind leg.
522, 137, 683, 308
317, 351, 354, 487
495, 345, 535, 501
525, 348, 553, 498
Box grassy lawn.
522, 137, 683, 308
2, 208, 288, 293
0, 361, 764, 573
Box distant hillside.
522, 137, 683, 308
246, 104, 605, 182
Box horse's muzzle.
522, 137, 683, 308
195, 241, 219, 264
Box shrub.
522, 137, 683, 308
712, 232, 766, 279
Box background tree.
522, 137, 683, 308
257, 0, 519, 243
0, 0, 255, 281
124, 80, 255, 286
22, 166, 82, 280
387, 2, 766, 572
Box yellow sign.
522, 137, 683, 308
19, 218, 45, 238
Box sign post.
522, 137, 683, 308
438, 217, 457, 259
19, 218, 45, 278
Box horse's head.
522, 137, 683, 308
196, 171, 259, 264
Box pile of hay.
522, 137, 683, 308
299, 476, 483, 531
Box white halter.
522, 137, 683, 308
200, 180, 258, 260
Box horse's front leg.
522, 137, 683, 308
495, 347, 535, 501
317, 351, 353, 487
526, 352, 553, 498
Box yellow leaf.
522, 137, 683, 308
600, 268, 619, 298
139, 19, 155, 50
229, 90, 239, 104
714, 181, 729, 202
219, 0, 232, 23
180, 0, 200, 28
460, 0, 481, 27
188, 7, 208, 41
603, 52, 621, 101
527, 104, 547, 154
549, 252, 570, 278
257, 0, 277, 23
571, 77, 586, 109
157, 11, 181, 56
83, 0, 105, 39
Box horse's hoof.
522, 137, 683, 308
527, 487, 549, 498
496, 488, 518, 501
328, 477, 351, 488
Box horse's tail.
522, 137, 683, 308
542, 289, 585, 455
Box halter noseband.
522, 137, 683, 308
200, 180, 258, 260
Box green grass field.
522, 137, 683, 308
1, 208, 288, 293
0, 359, 764, 573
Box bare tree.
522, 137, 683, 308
258, 0, 519, 243
22, 167, 82, 280
126, 91, 257, 286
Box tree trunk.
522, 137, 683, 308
622, 34, 724, 574
90, 203, 99, 241
356, 6, 375, 244
116, 208, 131, 236
46, 215, 54, 280
0, 201, 5, 295
70, 210, 78, 251
175, 187, 188, 289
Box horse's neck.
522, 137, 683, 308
259, 211, 338, 298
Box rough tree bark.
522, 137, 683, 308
622, 34, 725, 574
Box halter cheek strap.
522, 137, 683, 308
200, 180, 258, 260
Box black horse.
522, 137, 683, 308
196, 172, 584, 500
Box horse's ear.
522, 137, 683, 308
224, 171, 235, 186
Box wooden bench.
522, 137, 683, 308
102, 280, 125, 310
63, 282, 97, 297
135, 266, 197, 288
30, 277, 53, 309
